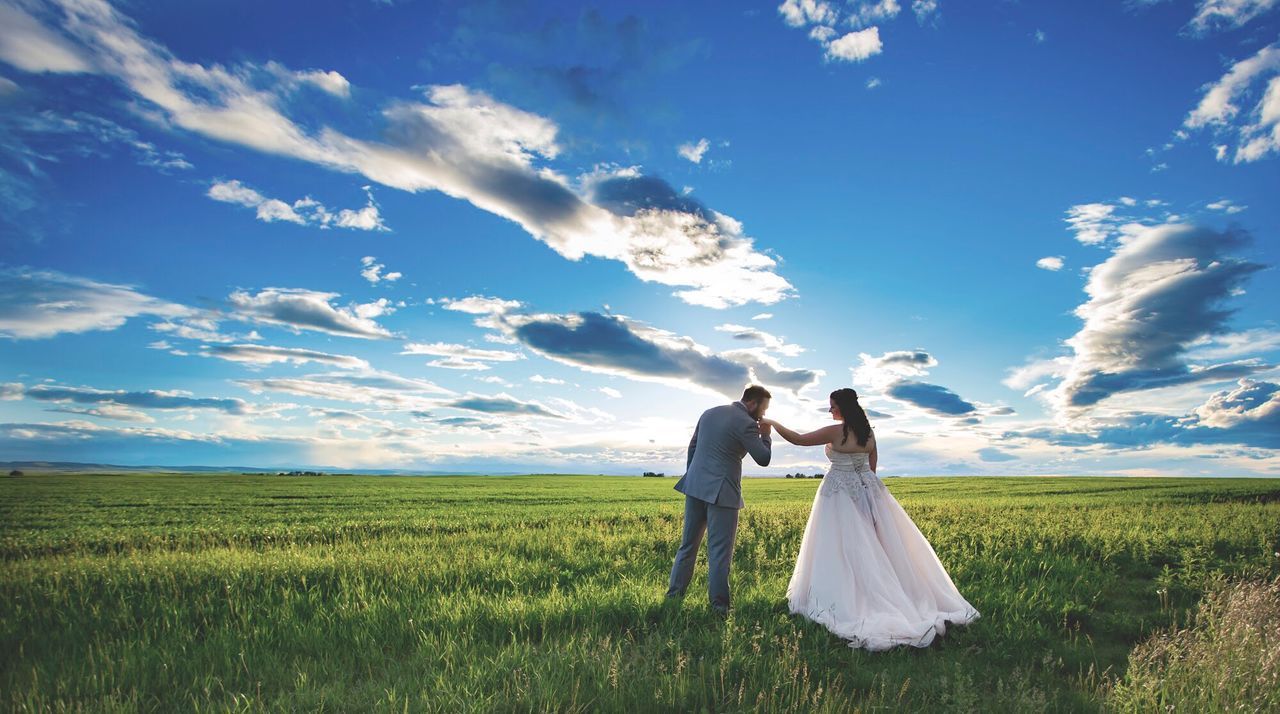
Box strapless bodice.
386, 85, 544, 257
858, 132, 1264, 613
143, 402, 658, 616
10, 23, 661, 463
822, 445, 879, 499
826, 444, 872, 471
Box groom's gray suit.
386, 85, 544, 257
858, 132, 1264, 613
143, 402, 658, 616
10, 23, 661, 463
667, 401, 772, 610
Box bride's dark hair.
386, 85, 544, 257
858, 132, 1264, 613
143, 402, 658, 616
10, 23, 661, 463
831, 388, 872, 447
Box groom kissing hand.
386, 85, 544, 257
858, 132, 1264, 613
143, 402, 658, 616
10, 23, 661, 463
666, 385, 773, 614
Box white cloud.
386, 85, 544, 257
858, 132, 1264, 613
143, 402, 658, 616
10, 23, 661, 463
1036, 256, 1064, 271
359, 256, 402, 284
235, 369, 454, 410
530, 375, 567, 385
295, 69, 351, 98
442, 295, 524, 315
1187, 0, 1279, 34
208, 180, 388, 231
1187, 329, 1280, 360
12, 1, 789, 308
779, 1, 889, 64
599, 387, 622, 399
228, 288, 395, 339
1002, 356, 1072, 395
848, 0, 901, 28
853, 350, 938, 388
866, 77, 882, 89
825, 27, 883, 62
149, 315, 256, 345
0, 266, 191, 339
0, 3, 93, 73
1193, 378, 1280, 428
422, 357, 492, 371
809, 25, 837, 42
1183, 42, 1280, 163
402, 342, 524, 362
1064, 202, 1119, 245
1206, 198, 1247, 214
200, 343, 370, 370
44, 403, 154, 422
751, 312, 774, 321
677, 138, 710, 163
778, 0, 839, 27
911, 0, 940, 23
1063, 198, 1172, 246
1034, 29, 1047, 43
1014, 220, 1268, 416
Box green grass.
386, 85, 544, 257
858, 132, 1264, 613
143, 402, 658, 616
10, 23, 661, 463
2, 473, 1278, 712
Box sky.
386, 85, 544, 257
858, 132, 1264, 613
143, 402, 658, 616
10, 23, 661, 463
1, 0, 1278, 476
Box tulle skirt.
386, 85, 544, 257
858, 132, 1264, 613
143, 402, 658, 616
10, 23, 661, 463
786, 467, 980, 651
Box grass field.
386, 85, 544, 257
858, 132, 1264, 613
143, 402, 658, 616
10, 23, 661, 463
2, 472, 1279, 712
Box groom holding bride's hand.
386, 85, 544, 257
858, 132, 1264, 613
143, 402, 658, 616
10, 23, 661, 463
665, 385, 773, 614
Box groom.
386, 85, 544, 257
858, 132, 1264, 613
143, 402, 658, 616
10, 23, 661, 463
666, 385, 773, 613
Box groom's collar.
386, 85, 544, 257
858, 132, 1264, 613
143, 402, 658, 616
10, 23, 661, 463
733, 400, 749, 413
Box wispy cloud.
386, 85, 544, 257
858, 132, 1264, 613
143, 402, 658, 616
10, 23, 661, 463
853, 350, 938, 387
677, 137, 710, 163
234, 368, 454, 410
360, 256, 402, 284
0, 3, 93, 73
442, 393, 566, 418
207, 179, 388, 231
15, 382, 252, 414
227, 288, 396, 339
4, 1, 792, 308
401, 342, 524, 371
778, 0, 890, 63
200, 344, 370, 370
1187, 0, 1279, 34
0, 266, 190, 339
1183, 42, 1280, 163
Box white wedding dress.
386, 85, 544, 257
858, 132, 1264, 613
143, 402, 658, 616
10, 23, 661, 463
787, 445, 980, 650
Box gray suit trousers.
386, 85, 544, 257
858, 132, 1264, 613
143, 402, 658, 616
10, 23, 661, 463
666, 493, 740, 609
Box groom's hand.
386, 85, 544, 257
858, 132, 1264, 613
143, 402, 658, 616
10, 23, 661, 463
758, 420, 772, 438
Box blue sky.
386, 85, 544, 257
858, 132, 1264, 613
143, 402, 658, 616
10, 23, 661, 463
1, 0, 1278, 476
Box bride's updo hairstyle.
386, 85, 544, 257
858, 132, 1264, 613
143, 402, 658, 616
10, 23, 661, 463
831, 388, 873, 447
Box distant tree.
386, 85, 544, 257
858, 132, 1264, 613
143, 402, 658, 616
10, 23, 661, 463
8, 470, 22, 477
784, 473, 793, 479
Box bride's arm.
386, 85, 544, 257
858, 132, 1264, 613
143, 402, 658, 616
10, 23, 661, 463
761, 420, 838, 446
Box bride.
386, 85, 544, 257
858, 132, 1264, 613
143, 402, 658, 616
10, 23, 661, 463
761, 388, 979, 651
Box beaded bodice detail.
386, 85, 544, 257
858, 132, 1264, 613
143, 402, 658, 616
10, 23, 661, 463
822, 445, 881, 498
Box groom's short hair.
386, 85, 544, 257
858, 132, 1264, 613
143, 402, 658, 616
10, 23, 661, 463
741, 385, 772, 403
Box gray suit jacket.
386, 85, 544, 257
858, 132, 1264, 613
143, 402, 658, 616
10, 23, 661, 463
674, 401, 772, 509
